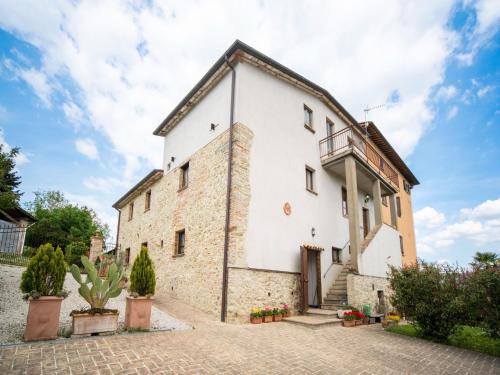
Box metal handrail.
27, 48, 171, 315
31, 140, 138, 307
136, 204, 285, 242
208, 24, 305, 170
319, 126, 399, 189
323, 239, 350, 279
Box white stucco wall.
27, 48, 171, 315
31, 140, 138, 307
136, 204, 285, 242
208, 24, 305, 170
359, 223, 402, 278
162, 71, 233, 170
235, 61, 376, 297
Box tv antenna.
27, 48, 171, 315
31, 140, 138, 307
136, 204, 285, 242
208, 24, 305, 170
362, 104, 385, 137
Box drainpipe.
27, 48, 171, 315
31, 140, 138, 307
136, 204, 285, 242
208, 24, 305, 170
114, 209, 121, 256
221, 55, 236, 322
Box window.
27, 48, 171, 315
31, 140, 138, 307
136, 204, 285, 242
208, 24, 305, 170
175, 229, 185, 256
304, 105, 314, 132
382, 195, 388, 206
125, 248, 130, 265
179, 162, 189, 190
326, 118, 335, 153
128, 202, 134, 221
342, 187, 348, 216
145, 190, 151, 211
396, 196, 402, 217
332, 247, 342, 264
403, 180, 411, 194
399, 235, 404, 256
305, 166, 316, 193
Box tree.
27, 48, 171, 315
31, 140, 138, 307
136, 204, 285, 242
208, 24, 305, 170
0, 144, 22, 209
471, 251, 499, 269
130, 247, 156, 296
65, 241, 89, 268
24, 191, 109, 252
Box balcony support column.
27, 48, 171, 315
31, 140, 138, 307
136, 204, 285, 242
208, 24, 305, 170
372, 179, 383, 227
389, 194, 398, 229
345, 156, 361, 273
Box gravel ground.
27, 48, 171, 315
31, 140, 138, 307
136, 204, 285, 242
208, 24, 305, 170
0, 264, 191, 345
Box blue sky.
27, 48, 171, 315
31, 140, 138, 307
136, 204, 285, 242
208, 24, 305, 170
0, 0, 498, 266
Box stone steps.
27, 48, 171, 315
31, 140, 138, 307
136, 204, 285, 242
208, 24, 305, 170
283, 308, 343, 329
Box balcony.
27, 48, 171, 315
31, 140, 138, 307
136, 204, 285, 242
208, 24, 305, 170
319, 126, 399, 191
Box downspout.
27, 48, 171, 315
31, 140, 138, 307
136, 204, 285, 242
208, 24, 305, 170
114, 209, 121, 256
221, 55, 236, 322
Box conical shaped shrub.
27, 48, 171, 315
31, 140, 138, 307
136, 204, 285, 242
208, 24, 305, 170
129, 246, 156, 296
20, 243, 66, 297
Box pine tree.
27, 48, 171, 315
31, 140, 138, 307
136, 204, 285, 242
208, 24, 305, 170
129, 246, 156, 296
20, 243, 66, 296
0, 144, 23, 209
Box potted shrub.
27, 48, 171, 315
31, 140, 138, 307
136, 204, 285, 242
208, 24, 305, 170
125, 247, 156, 330
70, 256, 124, 336
20, 243, 67, 341
280, 303, 290, 318
262, 306, 273, 323
272, 308, 282, 322
342, 311, 356, 327
250, 307, 263, 324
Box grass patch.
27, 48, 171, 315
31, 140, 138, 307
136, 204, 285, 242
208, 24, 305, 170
386, 324, 500, 357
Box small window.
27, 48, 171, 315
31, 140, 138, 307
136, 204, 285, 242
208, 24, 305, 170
342, 187, 348, 216
403, 180, 411, 194
382, 195, 388, 207
399, 235, 404, 256
305, 166, 316, 193
304, 105, 314, 132
396, 196, 402, 217
125, 248, 131, 265
332, 247, 342, 264
179, 162, 189, 190
175, 229, 185, 256
128, 202, 134, 221
145, 190, 151, 211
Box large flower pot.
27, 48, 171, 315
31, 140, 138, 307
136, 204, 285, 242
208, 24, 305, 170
24, 296, 63, 341
273, 314, 283, 322
282, 311, 291, 318
71, 311, 119, 336
355, 320, 363, 326
125, 296, 154, 330
263, 315, 273, 323
343, 320, 356, 327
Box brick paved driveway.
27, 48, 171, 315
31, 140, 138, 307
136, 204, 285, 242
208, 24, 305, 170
1, 299, 498, 375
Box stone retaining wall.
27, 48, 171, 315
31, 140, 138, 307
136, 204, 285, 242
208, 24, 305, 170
346, 273, 393, 313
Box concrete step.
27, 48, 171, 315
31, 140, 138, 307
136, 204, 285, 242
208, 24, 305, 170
321, 303, 347, 311
304, 308, 339, 319
326, 293, 347, 299
282, 315, 343, 329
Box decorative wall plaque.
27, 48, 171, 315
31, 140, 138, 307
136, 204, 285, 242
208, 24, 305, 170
283, 202, 292, 216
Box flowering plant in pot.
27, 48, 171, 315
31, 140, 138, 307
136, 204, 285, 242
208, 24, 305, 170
272, 307, 282, 322
280, 303, 290, 318
262, 306, 273, 323
70, 256, 124, 336
250, 307, 263, 324
125, 247, 156, 330
354, 311, 365, 325
342, 311, 356, 327
386, 311, 401, 327
20, 243, 67, 341
337, 305, 354, 319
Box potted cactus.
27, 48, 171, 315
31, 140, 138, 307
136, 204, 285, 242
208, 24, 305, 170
70, 256, 124, 336
125, 247, 156, 330
20, 243, 67, 341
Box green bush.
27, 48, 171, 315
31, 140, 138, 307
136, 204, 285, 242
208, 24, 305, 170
448, 326, 500, 357
20, 243, 66, 297
65, 241, 88, 267
388, 260, 465, 341
129, 247, 156, 296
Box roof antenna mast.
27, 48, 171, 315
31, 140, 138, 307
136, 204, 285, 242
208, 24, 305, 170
363, 103, 384, 138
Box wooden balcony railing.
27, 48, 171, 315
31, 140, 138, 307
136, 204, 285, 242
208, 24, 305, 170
319, 127, 399, 189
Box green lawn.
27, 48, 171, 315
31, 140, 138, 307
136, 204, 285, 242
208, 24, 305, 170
386, 324, 500, 357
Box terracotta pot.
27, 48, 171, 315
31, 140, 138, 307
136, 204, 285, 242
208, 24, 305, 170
363, 317, 370, 325
343, 320, 356, 327
125, 296, 154, 330
263, 315, 273, 323
355, 320, 363, 326
72, 311, 119, 336
282, 311, 290, 318
24, 296, 63, 341
273, 314, 282, 322
381, 319, 389, 328
250, 316, 263, 324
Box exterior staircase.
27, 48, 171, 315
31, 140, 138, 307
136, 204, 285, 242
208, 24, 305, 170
321, 261, 351, 310
360, 223, 382, 252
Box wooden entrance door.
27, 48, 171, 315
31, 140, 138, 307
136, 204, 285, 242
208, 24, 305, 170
363, 207, 370, 238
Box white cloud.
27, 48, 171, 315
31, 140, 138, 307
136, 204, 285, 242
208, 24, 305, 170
0, 0, 464, 174
477, 85, 493, 97
83, 176, 128, 193
447, 106, 459, 120
0, 127, 30, 166
435, 85, 458, 101
75, 138, 99, 160
414, 206, 446, 228
461, 198, 500, 218
17, 68, 53, 108
62, 101, 84, 126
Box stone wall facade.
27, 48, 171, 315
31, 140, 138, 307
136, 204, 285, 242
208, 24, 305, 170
346, 273, 393, 313
226, 267, 301, 323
